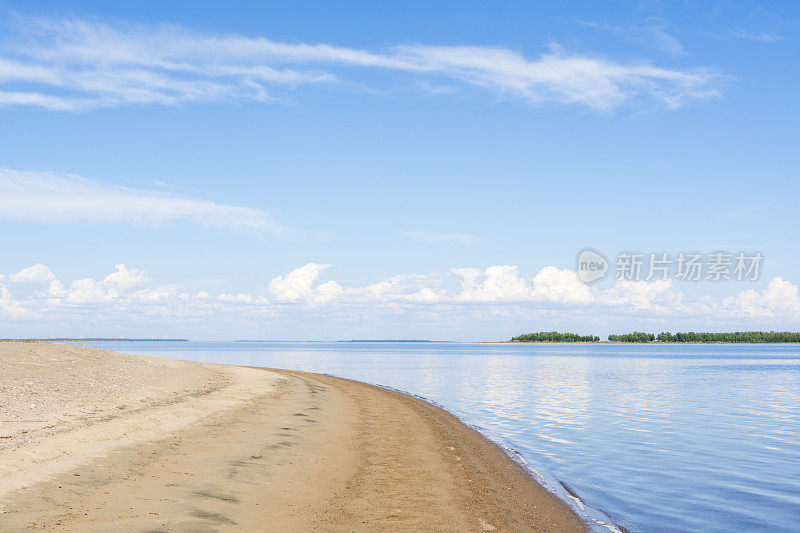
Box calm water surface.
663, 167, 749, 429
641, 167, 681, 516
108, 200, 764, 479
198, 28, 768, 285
81, 341, 800, 532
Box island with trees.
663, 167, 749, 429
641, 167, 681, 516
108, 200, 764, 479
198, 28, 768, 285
655, 331, 800, 343
607, 332, 656, 343
606, 331, 800, 343
510, 332, 600, 343
509, 331, 800, 343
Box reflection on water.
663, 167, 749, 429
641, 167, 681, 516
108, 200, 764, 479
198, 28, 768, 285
80, 341, 800, 533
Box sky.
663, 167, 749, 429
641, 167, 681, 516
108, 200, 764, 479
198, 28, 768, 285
0, 0, 798, 340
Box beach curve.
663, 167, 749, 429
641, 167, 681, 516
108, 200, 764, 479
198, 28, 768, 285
0, 342, 585, 531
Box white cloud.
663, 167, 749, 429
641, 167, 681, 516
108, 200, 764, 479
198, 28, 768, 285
0, 168, 281, 234
352, 274, 446, 304
531, 266, 595, 305
102, 264, 148, 291
130, 285, 189, 304
314, 280, 344, 304
2, 261, 799, 335
390, 43, 715, 110
0, 286, 31, 320
269, 263, 342, 304
729, 29, 785, 43
8, 263, 65, 298
449, 265, 596, 305
578, 20, 685, 56
452, 265, 534, 302
0, 17, 720, 112
9, 263, 57, 284
65, 264, 147, 303
219, 293, 256, 304
600, 278, 687, 313
722, 278, 800, 319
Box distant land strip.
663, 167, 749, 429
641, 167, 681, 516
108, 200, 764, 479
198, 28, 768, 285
232, 340, 439, 343
338, 339, 436, 343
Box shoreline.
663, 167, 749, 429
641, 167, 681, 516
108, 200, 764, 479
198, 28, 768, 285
0, 342, 586, 531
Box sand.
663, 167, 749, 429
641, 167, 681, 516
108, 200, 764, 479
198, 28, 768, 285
0, 342, 585, 532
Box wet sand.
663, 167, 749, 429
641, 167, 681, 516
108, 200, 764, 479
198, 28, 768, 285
0, 342, 584, 531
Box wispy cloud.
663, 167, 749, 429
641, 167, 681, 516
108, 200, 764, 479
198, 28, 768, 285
729, 29, 785, 42
578, 20, 686, 56
701, 28, 786, 43
401, 230, 480, 245
0, 16, 721, 112
0, 168, 281, 234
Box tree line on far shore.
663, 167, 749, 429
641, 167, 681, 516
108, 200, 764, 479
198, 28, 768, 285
510, 331, 800, 343
607, 332, 655, 342
510, 332, 600, 343
656, 331, 800, 343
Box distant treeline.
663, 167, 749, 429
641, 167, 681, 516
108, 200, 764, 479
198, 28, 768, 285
606, 331, 800, 343
608, 332, 656, 343
511, 331, 800, 343
656, 331, 800, 343
510, 332, 600, 343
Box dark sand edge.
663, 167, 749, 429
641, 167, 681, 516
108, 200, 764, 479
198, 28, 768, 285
273, 368, 589, 532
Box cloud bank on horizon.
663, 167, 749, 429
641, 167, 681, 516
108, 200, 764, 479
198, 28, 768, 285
1, 262, 798, 338
0, 16, 720, 112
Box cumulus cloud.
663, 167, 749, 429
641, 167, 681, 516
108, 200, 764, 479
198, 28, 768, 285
9, 263, 57, 284
354, 273, 446, 304
65, 264, 148, 303
449, 265, 595, 305
269, 263, 343, 304
0, 17, 720, 112
130, 284, 189, 304
600, 278, 682, 310
531, 266, 595, 305
314, 280, 344, 304
7, 263, 65, 298
219, 293, 256, 304
0, 285, 31, 320
452, 265, 533, 302
722, 278, 800, 319
0, 168, 281, 234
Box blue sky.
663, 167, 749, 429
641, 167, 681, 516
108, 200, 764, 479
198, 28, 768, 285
0, 1, 798, 340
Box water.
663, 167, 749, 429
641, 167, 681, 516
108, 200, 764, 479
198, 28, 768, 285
79, 341, 800, 532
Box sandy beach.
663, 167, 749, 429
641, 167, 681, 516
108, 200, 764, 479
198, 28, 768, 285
0, 342, 584, 532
